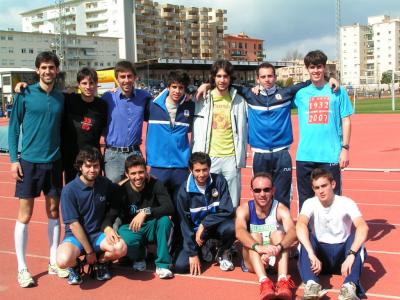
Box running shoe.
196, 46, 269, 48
275, 276, 295, 300
48, 263, 69, 278
67, 261, 83, 285
132, 259, 146, 271
95, 262, 111, 281
217, 249, 234, 271
155, 267, 174, 279
259, 279, 275, 300
338, 282, 360, 300
303, 281, 324, 300
17, 268, 35, 288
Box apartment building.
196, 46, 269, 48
340, 15, 400, 86
224, 32, 264, 61
275, 59, 337, 84
0, 30, 119, 84
21, 0, 227, 62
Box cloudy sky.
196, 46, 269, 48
1, 0, 399, 60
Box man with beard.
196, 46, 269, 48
8, 51, 66, 287
56, 147, 127, 285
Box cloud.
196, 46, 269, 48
266, 35, 337, 61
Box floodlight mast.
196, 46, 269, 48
336, 0, 341, 80
55, 0, 65, 70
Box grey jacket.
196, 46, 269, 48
191, 87, 248, 168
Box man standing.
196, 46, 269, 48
294, 50, 353, 209
62, 67, 107, 183
297, 168, 368, 300
192, 60, 247, 208
145, 71, 194, 256
236, 173, 297, 300
8, 51, 66, 287
117, 155, 175, 278
175, 152, 235, 275
146, 71, 194, 198
102, 60, 152, 183
56, 147, 127, 285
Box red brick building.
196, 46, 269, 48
224, 32, 264, 61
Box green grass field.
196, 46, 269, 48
291, 97, 400, 114
351, 98, 400, 114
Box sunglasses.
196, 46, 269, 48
253, 187, 272, 193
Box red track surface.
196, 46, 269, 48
0, 114, 399, 299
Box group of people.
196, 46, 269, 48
8, 49, 369, 300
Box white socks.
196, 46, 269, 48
259, 276, 268, 283
48, 218, 60, 265
15, 221, 28, 272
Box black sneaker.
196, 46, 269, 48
95, 262, 111, 281
67, 259, 83, 285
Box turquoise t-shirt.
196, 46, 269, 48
294, 84, 353, 163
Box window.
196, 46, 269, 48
22, 48, 27, 53
29, 49, 34, 54
0, 36, 5, 40
8, 47, 13, 53
7, 36, 13, 40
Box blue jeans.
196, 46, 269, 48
104, 148, 142, 183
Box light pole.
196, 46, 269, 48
391, 69, 400, 111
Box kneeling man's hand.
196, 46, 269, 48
189, 255, 201, 276
129, 211, 146, 232
195, 224, 205, 247
105, 227, 120, 245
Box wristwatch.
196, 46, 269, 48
139, 207, 151, 215
346, 249, 357, 256
342, 144, 350, 150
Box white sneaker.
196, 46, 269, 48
132, 259, 146, 271
218, 250, 234, 271
338, 282, 360, 300
48, 263, 69, 278
155, 267, 174, 279
18, 268, 35, 288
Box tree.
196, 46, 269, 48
381, 70, 392, 89
284, 77, 294, 87
282, 50, 303, 61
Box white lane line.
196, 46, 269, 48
368, 250, 400, 255
344, 188, 400, 193
0, 217, 49, 225
239, 197, 400, 207
0, 249, 400, 299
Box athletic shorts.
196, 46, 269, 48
62, 232, 106, 254
15, 159, 63, 199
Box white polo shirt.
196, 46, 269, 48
300, 195, 362, 244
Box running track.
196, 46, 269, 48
0, 114, 399, 299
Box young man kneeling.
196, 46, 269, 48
56, 148, 127, 285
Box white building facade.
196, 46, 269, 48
0, 30, 119, 84
21, 0, 227, 62
340, 15, 400, 87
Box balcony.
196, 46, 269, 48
31, 16, 44, 24
191, 31, 200, 37
187, 14, 198, 20
191, 23, 199, 29
86, 25, 108, 33
85, 6, 107, 13
86, 15, 108, 23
